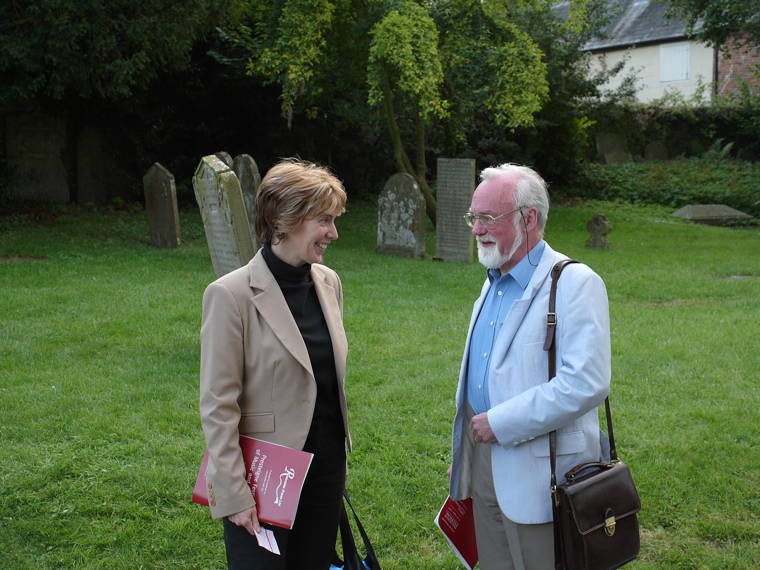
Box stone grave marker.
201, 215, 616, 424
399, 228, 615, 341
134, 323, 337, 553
585, 213, 612, 249
215, 151, 233, 168
377, 173, 426, 258
233, 154, 261, 249
596, 132, 632, 164
193, 155, 256, 277
644, 140, 668, 160
672, 204, 753, 226
143, 162, 181, 248
436, 158, 475, 262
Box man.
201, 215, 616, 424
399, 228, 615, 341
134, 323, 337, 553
449, 163, 611, 569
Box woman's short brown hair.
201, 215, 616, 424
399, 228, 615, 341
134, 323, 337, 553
255, 159, 347, 245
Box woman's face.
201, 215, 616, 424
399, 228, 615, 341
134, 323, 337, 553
275, 209, 341, 266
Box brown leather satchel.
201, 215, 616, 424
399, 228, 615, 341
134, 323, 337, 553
545, 260, 641, 570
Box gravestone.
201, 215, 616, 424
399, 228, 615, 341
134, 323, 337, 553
233, 154, 261, 249
143, 162, 181, 248
585, 213, 612, 249
193, 155, 256, 277
644, 140, 668, 161
5, 112, 70, 202
436, 158, 475, 262
215, 151, 233, 168
672, 204, 753, 226
596, 132, 632, 164
377, 173, 426, 258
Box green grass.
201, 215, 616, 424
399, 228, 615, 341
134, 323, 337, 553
1, 200, 758, 569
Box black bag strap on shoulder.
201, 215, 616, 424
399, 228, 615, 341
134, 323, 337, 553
545, 259, 617, 569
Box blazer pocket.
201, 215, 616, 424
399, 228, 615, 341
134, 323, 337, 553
239, 412, 275, 434
530, 431, 585, 457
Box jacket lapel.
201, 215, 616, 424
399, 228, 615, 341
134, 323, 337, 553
492, 243, 562, 358
312, 269, 347, 382
248, 252, 314, 377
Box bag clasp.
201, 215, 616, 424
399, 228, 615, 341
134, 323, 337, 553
604, 509, 616, 536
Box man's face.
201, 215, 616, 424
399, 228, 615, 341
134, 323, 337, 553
469, 176, 523, 273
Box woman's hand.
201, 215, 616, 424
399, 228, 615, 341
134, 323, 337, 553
228, 505, 261, 535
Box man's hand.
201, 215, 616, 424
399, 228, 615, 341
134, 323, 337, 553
228, 505, 261, 535
470, 412, 496, 444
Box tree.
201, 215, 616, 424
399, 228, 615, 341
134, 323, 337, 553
0, 0, 230, 104
217, 0, 624, 217
367, 0, 549, 221
666, 0, 760, 47
221, 0, 584, 222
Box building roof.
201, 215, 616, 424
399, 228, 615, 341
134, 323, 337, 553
556, 0, 700, 52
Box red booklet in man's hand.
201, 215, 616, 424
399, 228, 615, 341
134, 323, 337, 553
193, 435, 314, 529
435, 496, 478, 570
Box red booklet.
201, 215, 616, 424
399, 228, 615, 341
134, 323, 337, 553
193, 435, 314, 529
435, 496, 478, 570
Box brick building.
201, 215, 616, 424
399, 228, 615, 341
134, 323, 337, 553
568, 0, 760, 103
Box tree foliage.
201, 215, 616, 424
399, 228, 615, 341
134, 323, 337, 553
367, 2, 448, 122
220, 0, 591, 221
0, 0, 229, 104
666, 0, 760, 47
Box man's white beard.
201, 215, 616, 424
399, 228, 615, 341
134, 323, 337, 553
476, 224, 523, 271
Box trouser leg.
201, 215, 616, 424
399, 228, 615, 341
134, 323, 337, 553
466, 405, 554, 570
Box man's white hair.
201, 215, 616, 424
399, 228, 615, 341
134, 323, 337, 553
480, 163, 549, 232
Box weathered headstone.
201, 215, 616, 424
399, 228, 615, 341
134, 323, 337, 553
596, 132, 633, 164
5, 112, 70, 202
586, 213, 612, 249
377, 173, 426, 258
193, 155, 256, 277
436, 158, 475, 262
233, 154, 261, 249
644, 140, 669, 161
672, 204, 753, 226
215, 151, 233, 168
143, 162, 181, 248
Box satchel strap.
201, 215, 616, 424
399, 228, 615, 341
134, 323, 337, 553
343, 491, 381, 569
545, 260, 616, 568
338, 501, 363, 570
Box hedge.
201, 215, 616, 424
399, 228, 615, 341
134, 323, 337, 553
565, 158, 760, 218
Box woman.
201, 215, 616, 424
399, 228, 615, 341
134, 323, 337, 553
199, 159, 351, 569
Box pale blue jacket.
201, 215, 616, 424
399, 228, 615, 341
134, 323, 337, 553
449, 243, 611, 524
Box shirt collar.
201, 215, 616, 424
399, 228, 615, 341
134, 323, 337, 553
487, 240, 546, 288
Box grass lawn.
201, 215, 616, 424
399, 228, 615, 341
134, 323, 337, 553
1, 199, 758, 569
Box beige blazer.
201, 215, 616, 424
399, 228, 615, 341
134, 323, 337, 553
199, 250, 351, 519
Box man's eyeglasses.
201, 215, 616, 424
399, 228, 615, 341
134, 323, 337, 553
463, 207, 523, 228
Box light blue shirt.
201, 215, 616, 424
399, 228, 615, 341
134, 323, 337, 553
466, 241, 546, 415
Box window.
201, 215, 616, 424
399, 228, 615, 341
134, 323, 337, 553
660, 42, 690, 82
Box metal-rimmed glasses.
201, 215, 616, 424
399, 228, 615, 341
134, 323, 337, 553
463, 207, 523, 228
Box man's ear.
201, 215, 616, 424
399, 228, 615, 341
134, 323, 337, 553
523, 207, 539, 232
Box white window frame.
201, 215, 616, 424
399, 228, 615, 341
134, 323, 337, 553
660, 42, 690, 83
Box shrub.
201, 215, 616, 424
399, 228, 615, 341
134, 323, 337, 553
565, 158, 760, 217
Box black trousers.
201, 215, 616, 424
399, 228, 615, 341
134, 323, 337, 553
223, 442, 346, 570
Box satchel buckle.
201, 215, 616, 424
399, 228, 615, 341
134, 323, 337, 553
546, 312, 557, 326
604, 514, 616, 536
551, 486, 560, 507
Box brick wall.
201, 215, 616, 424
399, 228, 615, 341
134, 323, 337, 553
718, 36, 760, 97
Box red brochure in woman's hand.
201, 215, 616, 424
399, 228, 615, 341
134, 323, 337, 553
193, 435, 314, 529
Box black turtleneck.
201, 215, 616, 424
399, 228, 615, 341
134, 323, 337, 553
261, 243, 345, 455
